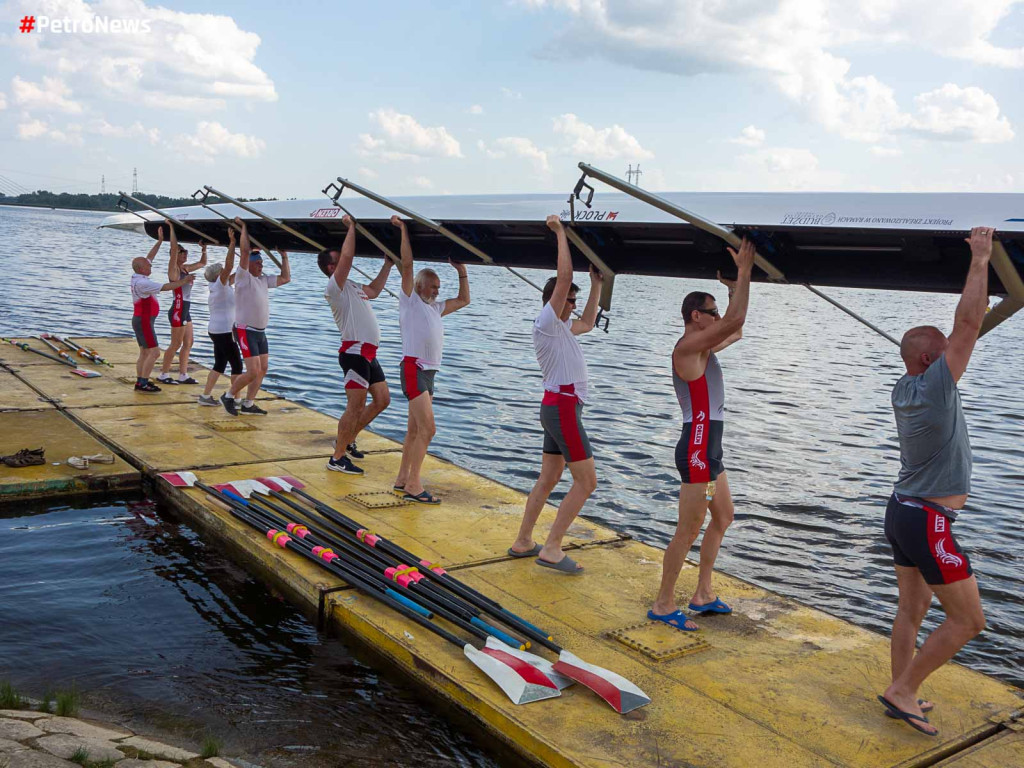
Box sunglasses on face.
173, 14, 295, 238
567, 296, 578, 305
696, 307, 720, 318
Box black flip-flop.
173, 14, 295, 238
403, 490, 441, 505
885, 698, 934, 717
877, 695, 938, 736
507, 543, 542, 558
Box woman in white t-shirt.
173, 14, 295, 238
390, 216, 471, 505
199, 228, 242, 406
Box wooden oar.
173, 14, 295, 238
1, 338, 100, 377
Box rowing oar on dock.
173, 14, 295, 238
252, 474, 650, 714
1, 338, 101, 377
46, 334, 113, 368
202, 186, 398, 299
158, 471, 564, 705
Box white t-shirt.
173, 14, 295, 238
234, 269, 278, 329
325, 277, 381, 348
533, 302, 589, 402
131, 273, 162, 309
207, 278, 236, 335
399, 290, 445, 370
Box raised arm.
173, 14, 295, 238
712, 270, 743, 352
945, 226, 993, 382
276, 251, 291, 286
183, 244, 208, 273
546, 215, 573, 315
235, 217, 250, 271
676, 238, 755, 356
332, 215, 357, 289
571, 266, 603, 334
167, 223, 179, 281
392, 215, 414, 296
146, 225, 165, 262
441, 259, 470, 316
220, 228, 236, 285
364, 258, 394, 299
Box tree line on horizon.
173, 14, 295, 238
0, 190, 277, 212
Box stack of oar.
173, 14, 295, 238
44, 334, 114, 368
1, 337, 100, 378
160, 472, 650, 713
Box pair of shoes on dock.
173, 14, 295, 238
67, 453, 115, 470
2, 447, 45, 467
219, 393, 266, 416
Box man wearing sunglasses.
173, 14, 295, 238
508, 215, 603, 574
649, 238, 756, 630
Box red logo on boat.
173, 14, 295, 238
310, 208, 340, 218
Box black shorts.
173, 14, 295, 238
234, 326, 268, 359
400, 357, 436, 400
169, 299, 192, 327
209, 332, 242, 375
675, 420, 724, 483
884, 494, 973, 585
339, 352, 386, 391
540, 396, 593, 463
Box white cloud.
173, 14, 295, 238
870, 145, 903, 157
7, 0, 276, 111
412, 176, 434, 190
17, 118, 84, 145
357, 167, 379, 180
0, 92, 7, 110
357, 108, 463, 161
553, 113, 653, 160
909, 84, 1014, 143
729, 125, 766, 147
479, 137, 551, 173
171, 121, 266, 162
735, 147, 839, 190
501, 87, 523, 99
17, 119, 49, 139
12, 76, 83, 113
524, 0, 1017, 144
468, 104, 484, 115
89, 118, 161, 144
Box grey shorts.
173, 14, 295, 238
234, 326, 268, 359
132, 315, 158, 349
540, 398, 593, 463
400, 357, 436, 400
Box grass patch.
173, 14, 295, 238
200, 736, 221, 759
87, 760, 117, 768
0, 680, 27, 710
55, 684, 80, 717
69, 748, 90, 767
38, 690, 54, 714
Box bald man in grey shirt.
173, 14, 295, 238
878, 226, 994, 737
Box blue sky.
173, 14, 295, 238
1, 0, 1023, 200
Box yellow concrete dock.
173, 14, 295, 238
1, 336, 1020, 768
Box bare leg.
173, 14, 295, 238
140, 347, 161, 379
883, 576, 985, 735
161, 325, 185, 375
202, 370, 221, 397
651, 482, 707, 626
538, 457, 596, 568
402, 393, 436, 496
177, 323, 194, 376
891, 566, 934, 684
334, 389, 368, 460
244, 354, 267, 401
511, 452, 565, 553
357, 382, 390, 431
229, 356, 259, 399
395, 405, 418, 489
691, 471, 734, 606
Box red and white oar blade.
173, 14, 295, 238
71, 368, 101, 378
159, 471, 198, 487
257, 475, 306, 492
213, 481, 254, 498
484, 637, 574, 690
465, 644, 561, 705
553, 650, 650, 714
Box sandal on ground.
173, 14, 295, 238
403, 490, 441, 505
885, 698, 934, 717
176, 376, 198, 385
688, 597, 732, 614
877, 695, 938, 736
647, 609, 700, 632
67, 456, 90, 470
507, 543, 543, 558
393, 484, 406, 494
535, 554, 584, 574
3, 449, 46, 467
83, 453, 115, 464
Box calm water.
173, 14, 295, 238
0, 205, 1021, 744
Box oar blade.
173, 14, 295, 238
553, 650, 650, 714
464, 644, 561, 705
484, 637, 574, 690
159, 471, 198, 487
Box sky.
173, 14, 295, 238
0, 0, 1023, 200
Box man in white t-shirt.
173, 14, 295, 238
391, 215, 470, 504
319, 214, 395, 474
508, 215, 602, 573
130, 224, 194, 394
220, 219, 290, 416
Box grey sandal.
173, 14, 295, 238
507, 543, 542, 558
536, 554, 584, 574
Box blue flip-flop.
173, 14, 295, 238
647, 609, 699, 632
688, 597, 732, 614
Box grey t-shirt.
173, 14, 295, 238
891, 354, 972, 507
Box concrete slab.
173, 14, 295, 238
0, 370, 53, 411
69, 403, 399, 472
0, 411, 139, 501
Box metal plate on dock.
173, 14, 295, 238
608, 621, 711, 661
346, 491, 411, 509
206, 421, 257, 433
